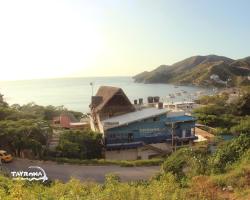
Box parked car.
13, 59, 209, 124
0, 150, 13, 163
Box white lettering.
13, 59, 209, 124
11, 172, 16, 176
10, 166, 48, 182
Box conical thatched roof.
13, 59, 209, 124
91, 86, 134, 113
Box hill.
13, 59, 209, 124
133, 55, 250, 87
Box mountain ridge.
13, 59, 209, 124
133, 55, 250, 87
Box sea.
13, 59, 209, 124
0, 77, 213, 113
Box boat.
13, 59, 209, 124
169, 94, 175, 98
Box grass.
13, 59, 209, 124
42, 157, 164, 167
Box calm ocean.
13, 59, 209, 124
0, 77, 212, 113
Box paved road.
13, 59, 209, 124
1, 158, 160, 183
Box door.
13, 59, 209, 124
128, 133, 134, 142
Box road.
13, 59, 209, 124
1, 158, 160, 183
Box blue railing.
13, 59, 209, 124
106, 134, 172, 145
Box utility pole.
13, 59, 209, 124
171, 122, 176, 152
90, 82, 94, 96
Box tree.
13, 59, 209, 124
57, 130, 103, 159
0, 119, 52, 157
231, 92, 250, 116
230, 117, 250, 135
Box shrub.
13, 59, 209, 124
57, 130, 103, 159
209, 134, 250, 173
162, 148, 209, 179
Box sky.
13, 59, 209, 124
0, 0, 250, 80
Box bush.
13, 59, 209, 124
57, 130, 103, 159
209, 134, 250, 173
230, 117, 250, 135
162, 148, 208, 180
43, 157, 163, 167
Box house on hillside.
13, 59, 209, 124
90, 86, 197, 160
52, 113, 89, 129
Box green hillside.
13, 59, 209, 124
133, 55, 250, 87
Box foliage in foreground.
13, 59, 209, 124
0, 156, 250, 200
1, 135, 250, 199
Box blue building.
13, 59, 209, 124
90, 86, 197, 160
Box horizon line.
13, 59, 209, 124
0, 75, 133, 82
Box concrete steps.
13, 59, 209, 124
48, 130, 62, 150
143, 143, 170, 156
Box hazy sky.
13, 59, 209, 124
1, 0, 250, 80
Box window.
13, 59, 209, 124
109, 133, 116, 139
153, 117, 159, 121
128, 133, 134, 142
182, 129, 186, 138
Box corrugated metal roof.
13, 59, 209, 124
102, 107, 168, 128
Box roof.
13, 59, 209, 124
164, 115, 196, 123
60, 112, 78, 122
102, 107, 168, 128
92, 86, 133, 112
69, 122, 88, 126
174, 101, 195, 105
165, 101, 195, 105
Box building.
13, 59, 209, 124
210, 74, 227, 85
90, 86, 197, 160
90, 86, 135, 131
52, 113, 89, 129
164, 101, 201, 113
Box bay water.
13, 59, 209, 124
0, 77, 212, 113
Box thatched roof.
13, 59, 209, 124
91, 86, 133, 112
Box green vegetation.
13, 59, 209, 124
162, 147, 208, 180
10, 102, 83, 121
193, 87, 250, 135
56, 130, 102, 159
133, 55, 250, 87
1, 135, 250, 199
0, 93, 84, 158
209, 134, 250, 174
0, 119, 51, 157
43, 157, 163, 167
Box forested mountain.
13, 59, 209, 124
133, 55, 250, 87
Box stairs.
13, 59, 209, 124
48, 129, 62, 150
142, 143, 170, 156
